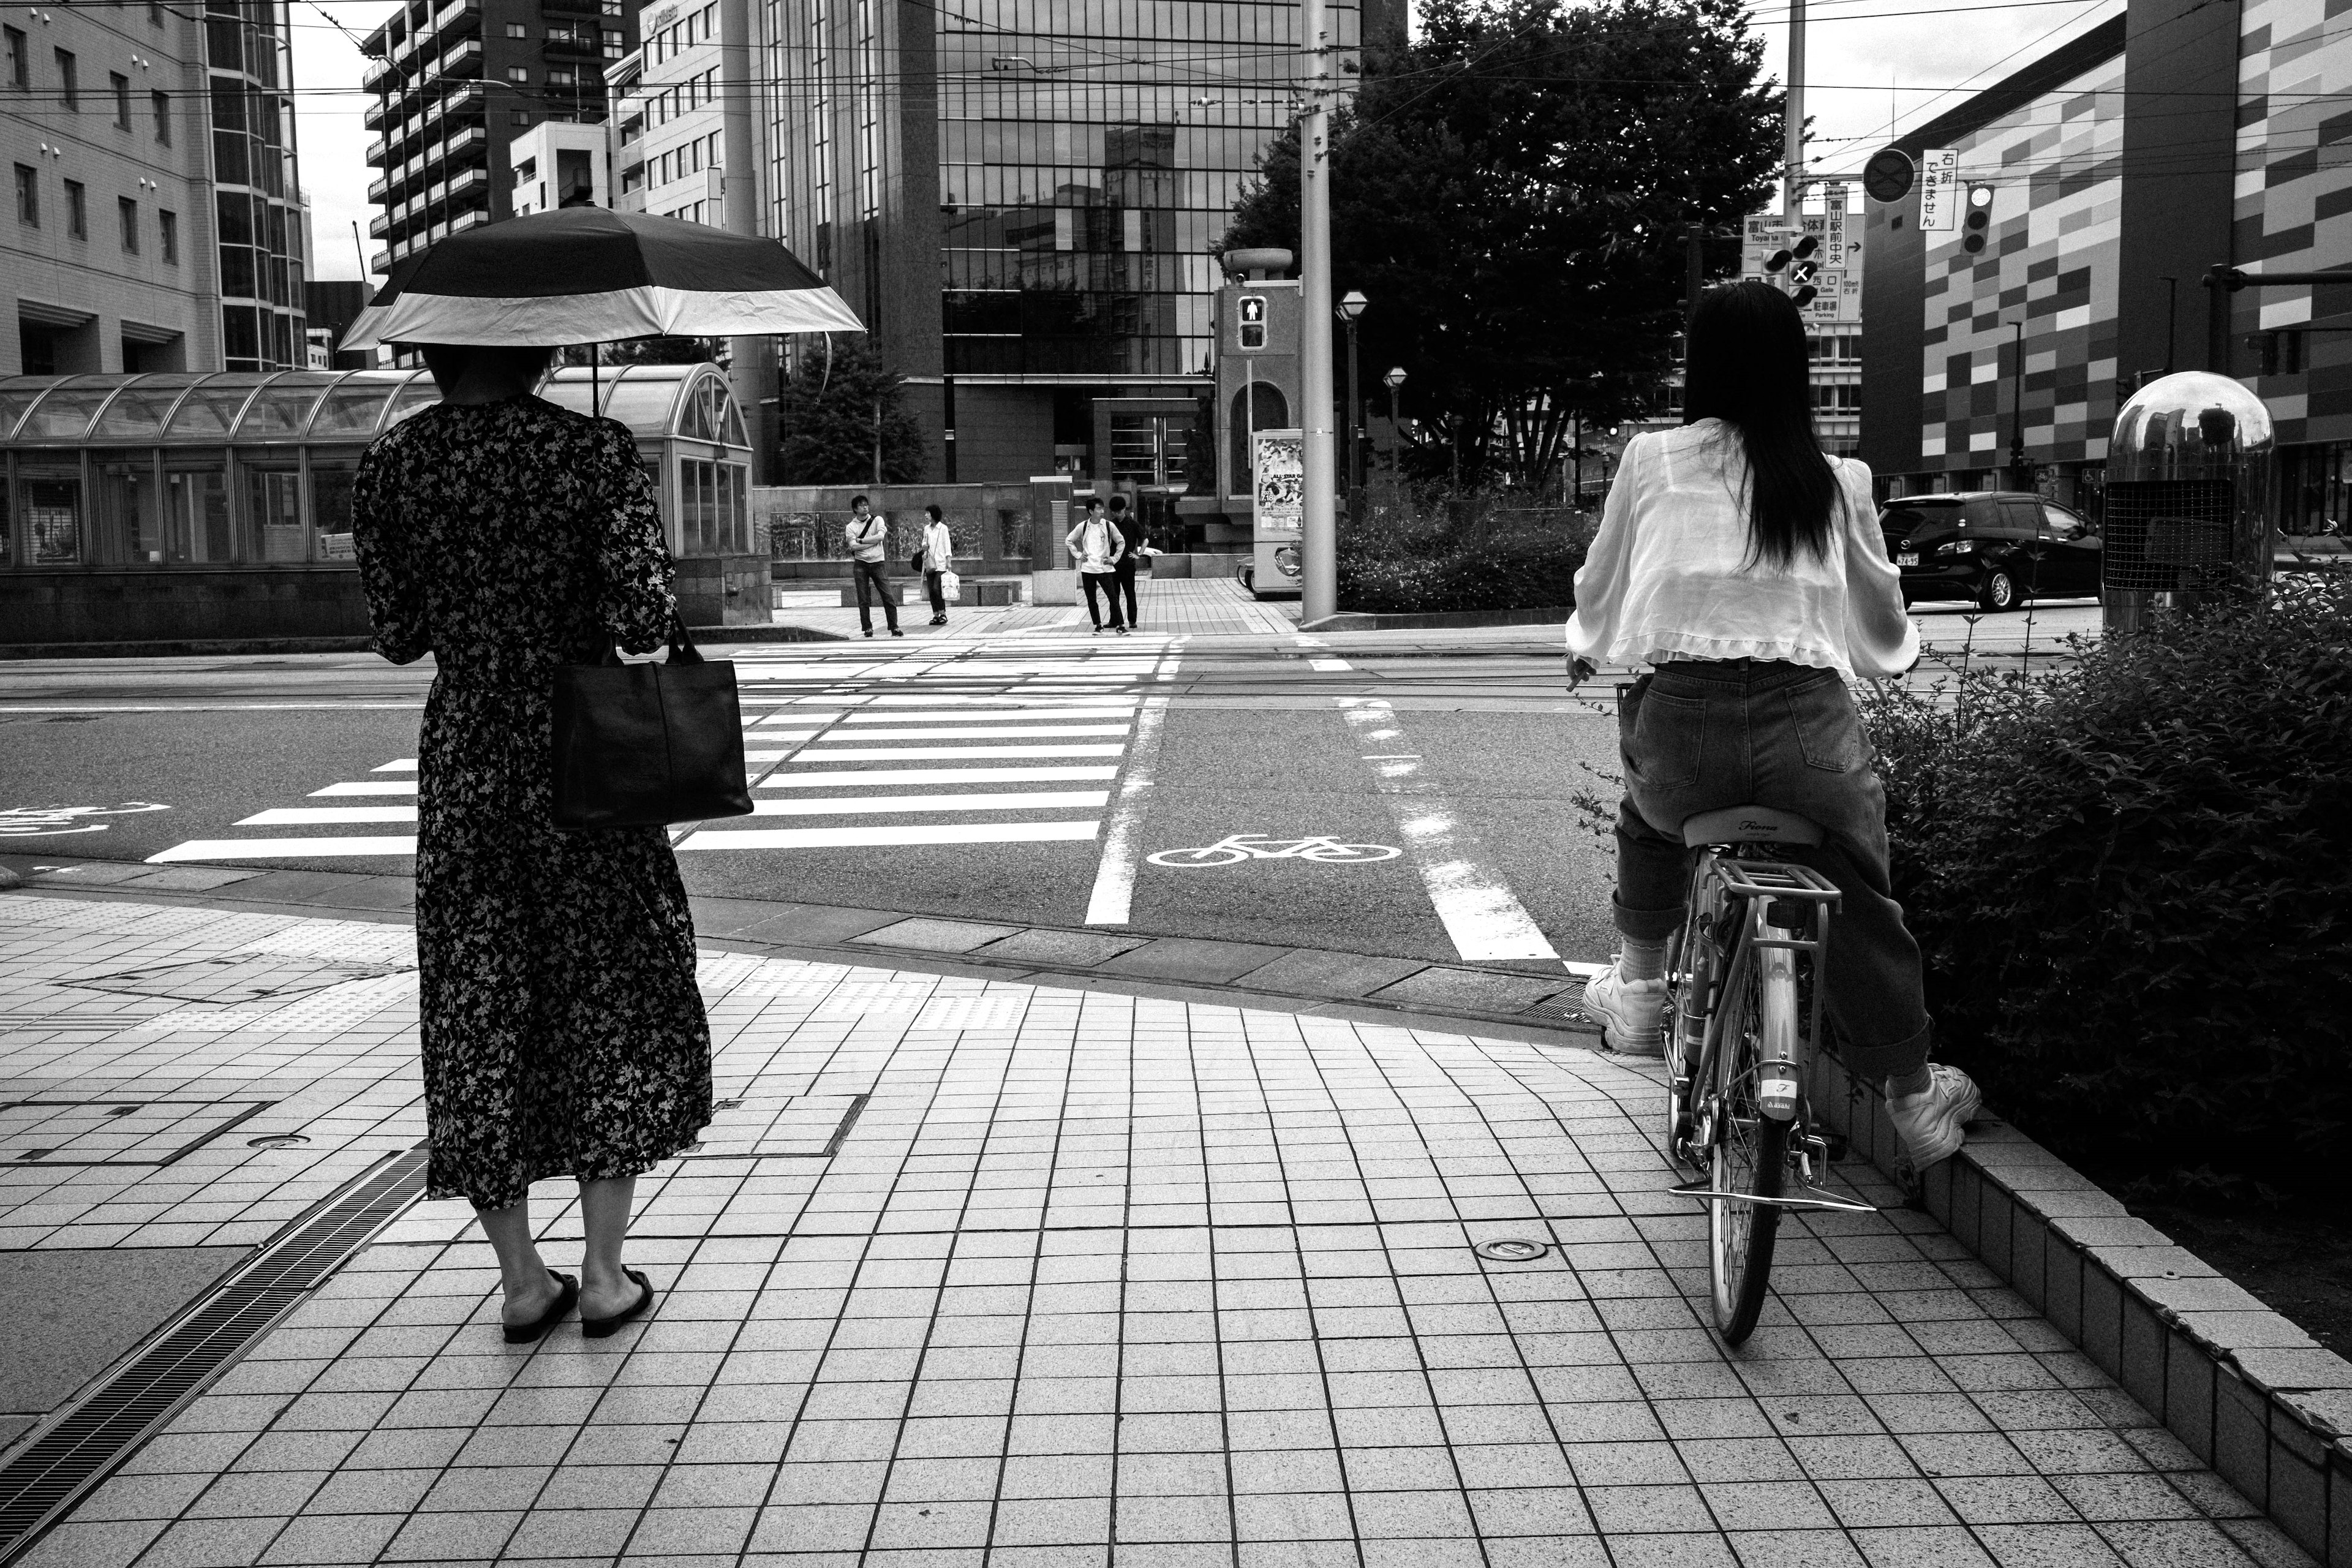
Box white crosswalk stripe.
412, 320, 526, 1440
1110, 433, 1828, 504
146, 638, 1177, 864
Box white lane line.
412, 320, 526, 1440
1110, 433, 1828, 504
148, 836, 417, 862
373, 759, 417, 772
760, 765, 1119, 788
677, 820, 1100, 851
806, 724, 1131, 742
839, 707, 1137, 723
309, 782, 418, 796
835, 695, 1140, 708
794, 744, 1126, 761
1083, 696, 1171, 927
753, 790, 1109, 816
238, 807, 418, 826
1334, 697, 1559, 963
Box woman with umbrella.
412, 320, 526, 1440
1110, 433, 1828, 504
345, 210, 861, 1341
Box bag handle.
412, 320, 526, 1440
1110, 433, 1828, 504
599, 608, 704, 666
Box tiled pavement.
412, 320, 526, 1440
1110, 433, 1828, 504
0, 892, 2315, 1568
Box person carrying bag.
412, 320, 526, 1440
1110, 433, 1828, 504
1065, 495, 1126, 635
918, 503, 957, 627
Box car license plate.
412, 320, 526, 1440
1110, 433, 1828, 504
1896, 552, 1918, 567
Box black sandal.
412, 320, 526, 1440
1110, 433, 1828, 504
501, 1272, 578, 1344
581, 1268, 656, 1338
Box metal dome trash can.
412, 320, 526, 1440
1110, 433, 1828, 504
2101, 372, 2274, 632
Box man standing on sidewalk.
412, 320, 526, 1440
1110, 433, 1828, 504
845, 496, 903, 639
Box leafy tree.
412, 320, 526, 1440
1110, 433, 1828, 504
1223, 0, 1781, 488
773, 336, 925, 485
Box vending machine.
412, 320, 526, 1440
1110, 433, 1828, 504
1246, 428, 1305, 599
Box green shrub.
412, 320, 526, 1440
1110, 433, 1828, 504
1338, 496, 1593, 613
1857, 575, 2352, 1182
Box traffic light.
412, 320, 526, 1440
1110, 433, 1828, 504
1962, 184, 1994, 253
1787, 234, 1820, 308
1237, 293, 1267, 351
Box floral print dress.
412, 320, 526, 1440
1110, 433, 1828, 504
352, 395, 712, 1212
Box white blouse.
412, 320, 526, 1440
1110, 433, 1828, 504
1565, 420, 1918, 679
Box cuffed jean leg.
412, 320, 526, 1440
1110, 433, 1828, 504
1790, 825, 1933, 1080
1611, 797, 1691, 943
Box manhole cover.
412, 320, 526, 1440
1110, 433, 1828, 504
246, 1133, 311, 1149
677, 1093, 868, 1161
1473, 1238, 1550, 1262
3, 1099, 273, 1167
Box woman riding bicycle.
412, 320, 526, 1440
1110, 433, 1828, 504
1567, 281, 1978, 1170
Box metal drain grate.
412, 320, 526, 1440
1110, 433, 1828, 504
0, 1145, 428, 1564
1518, 996, 1599, 1028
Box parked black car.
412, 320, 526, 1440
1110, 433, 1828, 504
1877, 491, 2103, 609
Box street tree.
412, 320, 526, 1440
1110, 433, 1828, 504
1223, 0, 1782, 488
773, 337, 927, 485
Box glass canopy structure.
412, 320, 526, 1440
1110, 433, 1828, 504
0, 364, 751, 573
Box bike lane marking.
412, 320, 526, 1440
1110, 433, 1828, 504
1334, 696, 1560, 963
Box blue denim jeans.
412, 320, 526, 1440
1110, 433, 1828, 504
1612, 658, 1932, 1079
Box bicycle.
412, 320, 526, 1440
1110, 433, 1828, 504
1146, 834, 1400, 867
1659, 803, 1875, 1346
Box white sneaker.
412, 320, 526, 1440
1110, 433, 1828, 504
1582, 960, 1666, 1056
1887, 1064, 1982, 1169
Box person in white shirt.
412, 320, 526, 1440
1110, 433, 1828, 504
1065, 496, 1127, 634
1566, 281, 1979, 1170
843, 496, 902, 638
917, 504, 956, 627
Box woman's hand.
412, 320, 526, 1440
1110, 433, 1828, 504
1567, 656, 1598, 689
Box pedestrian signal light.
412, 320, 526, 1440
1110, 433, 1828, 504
1792, 235, 1819, 260
1764, 248, 1791, 273
1962, 184, 1994, 253
1237, 293, 1268, 351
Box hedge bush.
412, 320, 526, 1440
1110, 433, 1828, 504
1856, 575, 2352, 1183
1337, 497, 1593, 614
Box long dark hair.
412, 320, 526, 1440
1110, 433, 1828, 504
1682, 281, 1837, 569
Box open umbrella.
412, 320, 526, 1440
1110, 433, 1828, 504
342, 207, 864, 351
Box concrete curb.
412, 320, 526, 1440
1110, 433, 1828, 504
1813, 1048, 2352, 1567
1300, 605, 1572, 633
0, 635, 380, 660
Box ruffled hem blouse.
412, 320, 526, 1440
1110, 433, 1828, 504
1564, 420, 1918, 680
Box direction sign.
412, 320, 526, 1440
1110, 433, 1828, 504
1919, 148, 1959, 232
1863, 148, 1914, 204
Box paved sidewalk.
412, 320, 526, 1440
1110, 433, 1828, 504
0, 892, 2313, 1568
763, 579, 1300, 643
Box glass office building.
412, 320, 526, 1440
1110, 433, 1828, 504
204, 0, 311, 369
758, 0, 1393, 484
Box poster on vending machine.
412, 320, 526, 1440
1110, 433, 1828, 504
1252, 429, 1305, 537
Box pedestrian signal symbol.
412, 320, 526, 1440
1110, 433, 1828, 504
1238, 294, 1268, 350
1788, 235, 1820, 307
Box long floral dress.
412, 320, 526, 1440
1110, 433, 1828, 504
351, 395, 711, 1212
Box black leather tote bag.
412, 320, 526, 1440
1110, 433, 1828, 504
550, 616, 753, 831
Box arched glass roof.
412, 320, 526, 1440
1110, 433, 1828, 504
0, 364, 750, 451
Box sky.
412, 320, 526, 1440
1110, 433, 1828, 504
293, 0, 2128, 282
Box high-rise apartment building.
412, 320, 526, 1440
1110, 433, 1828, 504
3, 0, 311, 374
360, 0, 638, 277
757, 0, 1406, 484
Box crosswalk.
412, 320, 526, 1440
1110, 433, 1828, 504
145, 636, 1180, 865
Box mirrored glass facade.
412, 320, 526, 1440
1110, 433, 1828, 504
203, 0, 309, 369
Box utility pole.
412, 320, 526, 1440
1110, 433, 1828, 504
1784, 0, 1806, 220
1298, 0, 1338, 624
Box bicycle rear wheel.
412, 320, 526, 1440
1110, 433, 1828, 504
1707, 921, 1798, 1345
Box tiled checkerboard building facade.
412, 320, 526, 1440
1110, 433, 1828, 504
1863, 0, 2352, 537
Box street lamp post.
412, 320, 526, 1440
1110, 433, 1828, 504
1338, 291, 1368, 495
1297, 0, 1338, 624
1382, 366, 1406, 481
2008, 318, 2027, 490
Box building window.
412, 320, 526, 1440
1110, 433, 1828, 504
64, 178, 85, 238
12, 163, 34, 227
506, 66, 528, 83
548, 68, 576, 86
509, 109, 532, 127
4, 27, 26, 90
153, 88, 170, 142
111, 70, 130, 127
149, 0, 164, 24
159, 207, 177, 262
505, 23, 525, 37
54, 47, 77, 109
119, 195, 138, 252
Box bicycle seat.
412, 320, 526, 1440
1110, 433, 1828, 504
1681, 805, 1825, 848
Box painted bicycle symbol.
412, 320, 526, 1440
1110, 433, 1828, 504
0, 802, 173, 837
1147, 834, 1401, 868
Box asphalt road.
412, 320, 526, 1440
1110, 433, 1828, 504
0, 600, 2102, 974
